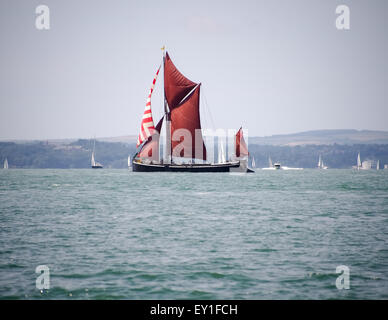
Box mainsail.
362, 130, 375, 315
3, 158, 8, 169
357, 152, 361, 169
170, 85, 207, 160
235, 127, 249, 158
91, 152, 96, 167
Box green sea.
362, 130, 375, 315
0, 169, 387, 299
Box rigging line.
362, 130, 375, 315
201, 86, 216, 131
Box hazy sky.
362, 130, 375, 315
0, 0, 387, 140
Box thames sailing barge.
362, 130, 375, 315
132, 51, 253, 173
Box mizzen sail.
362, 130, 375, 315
235, 127, 249, 158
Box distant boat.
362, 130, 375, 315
266, 161, 303, 170
91, 139, 103, 169
3, 158, 8, 169
317, 154, 328, 169
262, 156, 275, 170
376, 160, 380, 170
251, 156, 256, 169
274, 162, 281, 170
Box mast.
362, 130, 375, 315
163, 48, 172, 164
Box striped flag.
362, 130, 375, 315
136, 66, 160, 147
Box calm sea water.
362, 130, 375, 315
0, 169, 387, 300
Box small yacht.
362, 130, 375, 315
91, 139, 103, 169
3, 158, 8, 169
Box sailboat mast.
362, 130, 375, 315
163, 48, 172, 164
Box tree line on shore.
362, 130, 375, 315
1, 140, 387, 169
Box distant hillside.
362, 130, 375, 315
249, 130, 388, 146
3, 129, 388, 146
1, 130, 388, 169
1, 139, 388, 169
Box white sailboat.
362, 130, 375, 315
376, 160, 380, 170
3, 158, 8, 169
91, 139, 103, 169
251, 156, 256, 168
317, 154, 328, 169
262, 156, 275, 170
357, 152, 361, 170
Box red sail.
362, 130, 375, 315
170, 86, 207, 160
164, 52, 197, 110
138, 116, 164, 160
235, 127, 249, 158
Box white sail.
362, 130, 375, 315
357, 152, 361, 169
91, 152, 96, 167
252, 157, 256, 168
3, 158, 8, 169
377, 160, 380, 170
268, 156, 273, 168
318, 155, 322, 168
128, 155, 131, 167
218, 143, 226, 164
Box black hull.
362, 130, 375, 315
132, 161, 254, 173
92, 166, 103, 169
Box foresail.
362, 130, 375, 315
137, 65, 161, 147
138, 116, 164, 161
